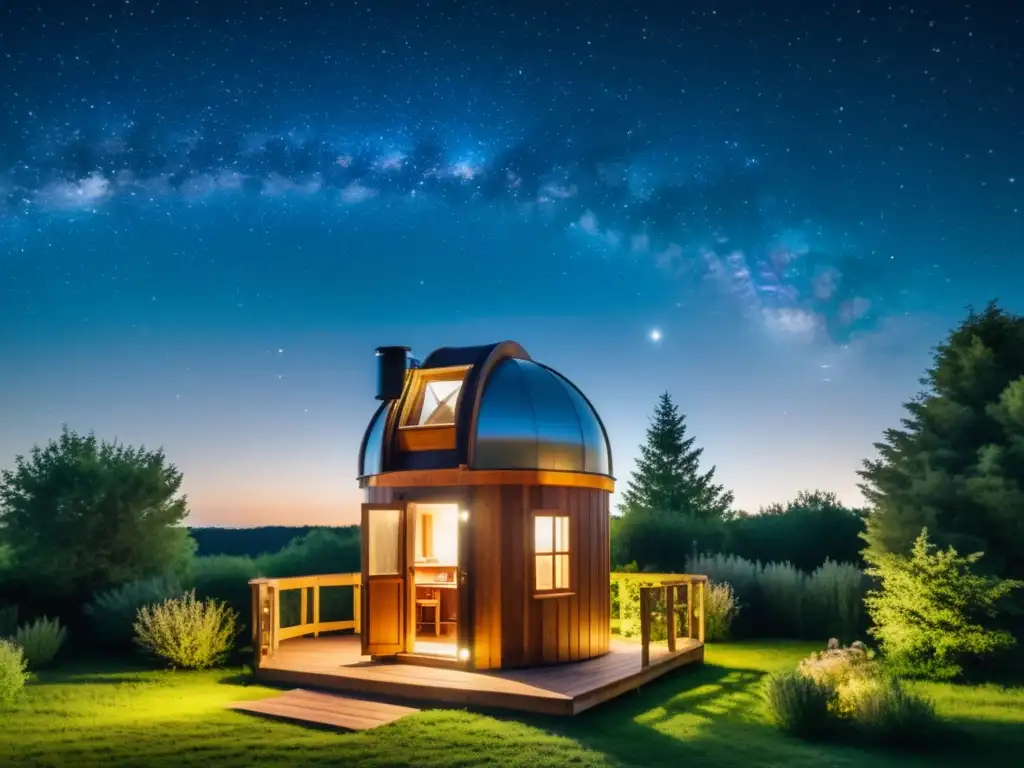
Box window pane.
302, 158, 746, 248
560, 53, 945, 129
555, 554, 569, 590
534, 516, 553, 553
368, 508, 401, 575
555, 516, 570, 552
418, 380, 462, 426
535, 555, 553, 591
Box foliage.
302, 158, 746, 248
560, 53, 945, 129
620, 392, 734, 519
762, 669, 836, 739
0, 427, 196, 614
134, 590, 238, 670
0, 605, 17, 638
186, 555, 261, 637
839, 674, 939, 746
3, 642, 1023, 767
797, 638, 878, 690
685, 553, 867, 640
804, 560, 867, 642
84, 575, 183, 649
257, 527, 360, 576
189, 525, 355, 558
0, 638, 29, 708
865, 528, 1022, 680
13, 616, 67, 669
612, 508, 729, 572
704, 581, 741, 641
859, 302, 1024, 590
729, 491, 867, 570
758, 562, 806, 639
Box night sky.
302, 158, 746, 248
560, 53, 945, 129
1, 1, 1022, 526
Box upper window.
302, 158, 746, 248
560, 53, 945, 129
534, 514, 571, 593
416, 379, 462, 426
401, 366, 469, 429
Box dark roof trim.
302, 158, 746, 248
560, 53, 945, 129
357, 400, 389, 477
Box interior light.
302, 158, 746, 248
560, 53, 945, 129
459, 509, 470, 522
458, 648, 470, 661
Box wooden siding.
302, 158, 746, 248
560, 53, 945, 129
497, 485, 610, 668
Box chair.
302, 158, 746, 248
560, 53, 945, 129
415, 588, 440, 636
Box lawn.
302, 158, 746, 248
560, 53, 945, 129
3, 641, 1023, 767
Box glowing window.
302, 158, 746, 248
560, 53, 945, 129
416, 379, 462, 426
534, 514, 570, 593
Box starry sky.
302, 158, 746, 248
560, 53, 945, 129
1, 1, 1022, 527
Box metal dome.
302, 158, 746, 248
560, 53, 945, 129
358, 341, 613, 480
473, 358, 611, 475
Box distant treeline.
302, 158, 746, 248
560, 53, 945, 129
188, 525, 359, 558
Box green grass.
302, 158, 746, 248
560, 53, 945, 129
3, 641, 1022, 767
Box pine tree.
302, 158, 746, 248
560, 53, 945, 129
858, 301, 1024, 583
620, 392, 734, 519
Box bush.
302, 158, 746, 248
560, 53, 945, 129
0, 638, 29, 707
14, 616, 66, 669
865, 529, 1023, 680
759, 562, 806, 638
762, 669, 836, 738
704, 581, 740, 641
806, 560, 867, 642
134, 590, 238, 670
841, 675, 939, 746
187, 555, 261, 636
798, 638, 878, 690
85, 575, 183, 649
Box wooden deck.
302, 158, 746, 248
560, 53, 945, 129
253, 634, 703, 716
231, 689, 419, 731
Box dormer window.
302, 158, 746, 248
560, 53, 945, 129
415, 379, 462, 426
398, 365, 470, 451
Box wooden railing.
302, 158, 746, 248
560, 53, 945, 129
250, 573, 361, 667
610, 572, 708, 668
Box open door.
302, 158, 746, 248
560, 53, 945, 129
361, 502, 409, 656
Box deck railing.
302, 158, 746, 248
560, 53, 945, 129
250, 570, 706, 670
610, 572, 708, 668
249, 573, 361, 666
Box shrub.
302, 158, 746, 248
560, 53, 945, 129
762, 669, 836, 738
865, 529, 1023, 680
759, 561, 806, 637
134, 590, 238, 670
704, 581, 740, 641
0, 638, 29, 707
798, 638, 878, 690
841, 675, 939, 746
85, 575, 183, 649
806, 560, 867, 642
187, 555, 261, 636
14, 616, 67, 669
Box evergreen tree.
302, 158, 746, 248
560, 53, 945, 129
620, 392, 734, 519
858, 301, 1024, 583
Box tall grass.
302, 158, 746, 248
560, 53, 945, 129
685, 553, 867, 640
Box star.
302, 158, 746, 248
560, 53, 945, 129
649, 329, 662, 342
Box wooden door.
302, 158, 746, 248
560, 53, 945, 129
361, 502, 408, 656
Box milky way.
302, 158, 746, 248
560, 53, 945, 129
1, 122, 886, 346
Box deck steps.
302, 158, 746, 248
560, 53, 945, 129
230, 688, 420, 731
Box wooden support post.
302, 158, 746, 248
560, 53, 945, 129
666, 585, 676, 653
698, 580, 706, 643
271, 585, 281, 652
353, 583, 362, 635
250, 581, 263, 670
300, 586, 308, 629
312, 584, 321, 637
686, 582, 694, 639
640, 586, 651, 669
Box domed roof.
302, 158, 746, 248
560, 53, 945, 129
358, 341, 613, 480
